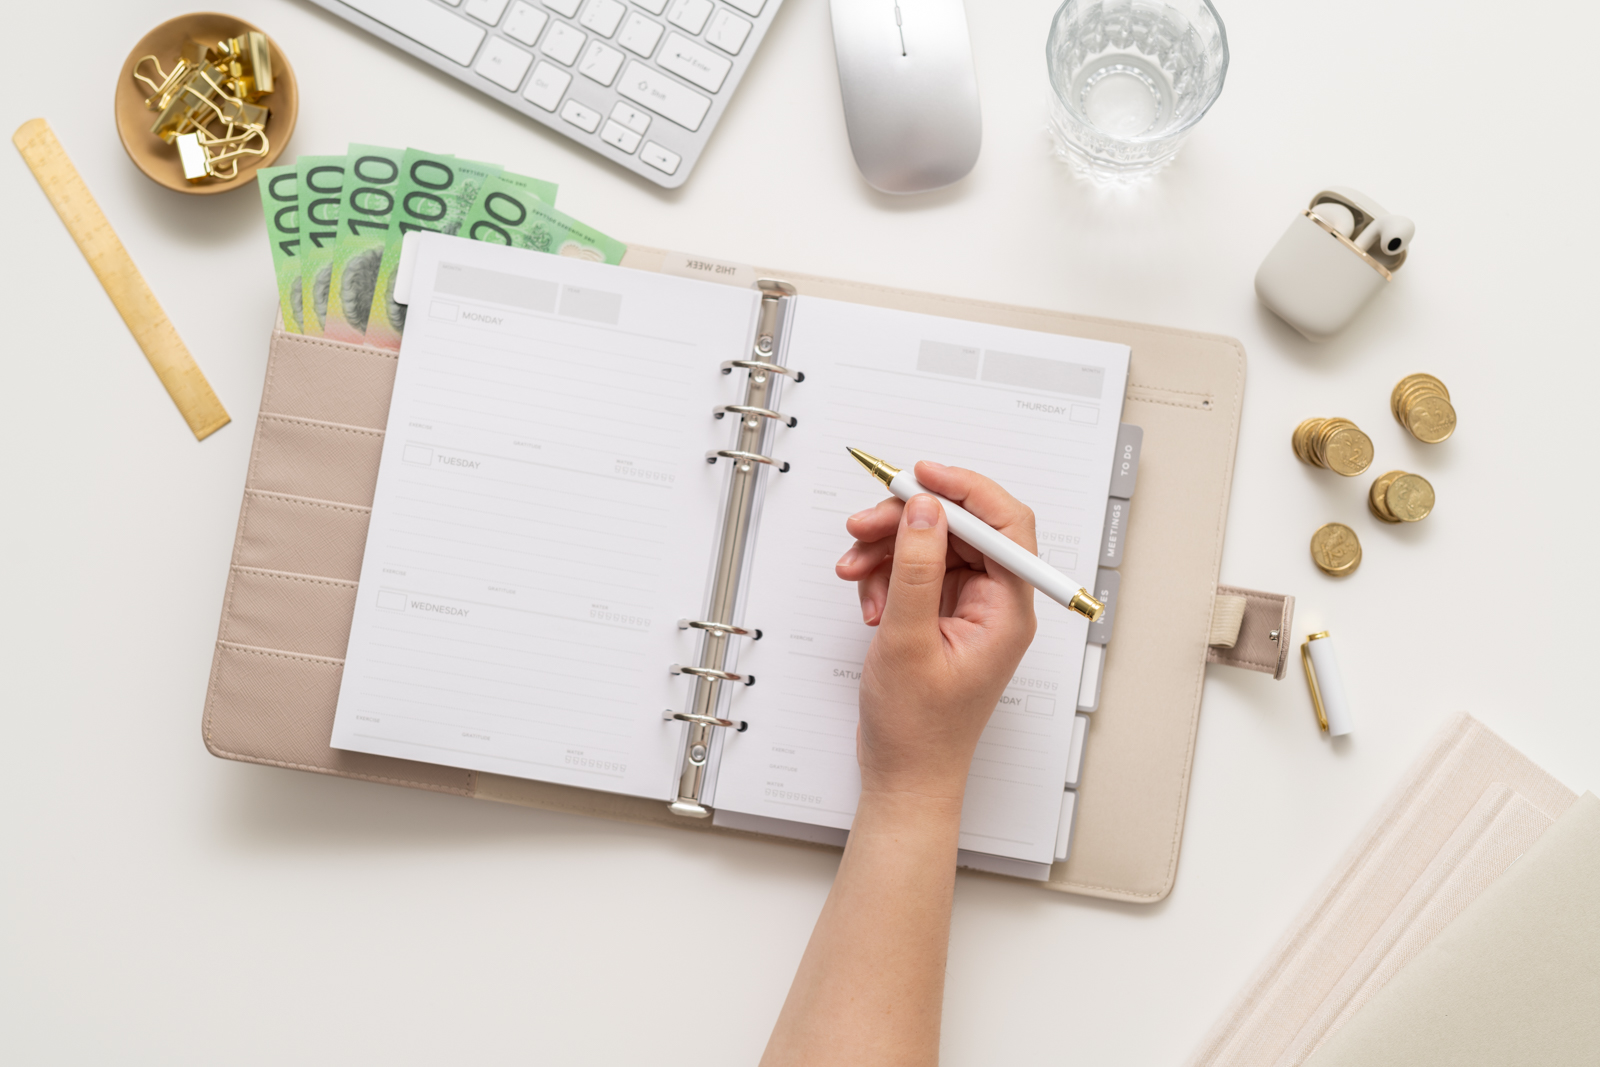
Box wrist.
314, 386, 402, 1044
857, 757, 974, 811
854, 784, 966, 834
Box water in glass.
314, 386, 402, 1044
1047, 0, 1229, 181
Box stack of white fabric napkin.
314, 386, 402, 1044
1188, 713, 1598, 1067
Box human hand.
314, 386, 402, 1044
834, 462, 1039, 802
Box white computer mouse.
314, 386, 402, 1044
830, 0, 982, 194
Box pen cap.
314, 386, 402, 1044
1254, 188, 1408, 342
1302, 631, 1354, 737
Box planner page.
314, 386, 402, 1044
331, 234, 758, 800
711, 297, 1129, 865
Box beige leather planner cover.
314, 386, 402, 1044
204, 246, 1247, 903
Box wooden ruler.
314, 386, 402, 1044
12, 118, 230, 440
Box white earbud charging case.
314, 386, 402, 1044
1254, 188, 1408, 342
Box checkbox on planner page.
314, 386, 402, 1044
402, 445, 433, 466
1026, 695, 1057, 716
1048, 548, 1079, 571
430, 300, 459, 321
1070, 404, 1099, 425
376, 590, 408, 612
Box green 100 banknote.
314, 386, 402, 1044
366, 149, 507, 351
295, 154, 345, 337
255, 164, 301, 331
461, 173, 626, 264
322, 144, 404, 344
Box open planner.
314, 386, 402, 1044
206, 238, 1267, 902
328, 233, 1130, 872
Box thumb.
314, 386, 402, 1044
879, 494, 948, 636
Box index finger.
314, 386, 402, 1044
912, 461, 1038, 556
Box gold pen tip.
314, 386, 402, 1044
846, 447, 900, 488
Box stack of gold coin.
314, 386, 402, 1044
1368, 470, 1436, 523
1310, 522, 1362, 576
1292, 418, 1375, 476
1391, 374, 1456, 443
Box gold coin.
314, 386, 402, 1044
1292, 418, 1320, 465
1322, 425, 1374, 476
1404, 395, 1456, 443
1368, 470, 1403, 523
1392, 375, 1433, 417
1313, 418, 1352, 466
1385, 473, 1435, 522
1311, 523, 1362, 576
1414, 373, 1449, 399
1392, 374, 1449, 422
1399, 382, 1442, 417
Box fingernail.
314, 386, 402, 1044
906, 494, 939, 530
837, 546, 859, 567
848, 508, 874, 522
920, 460, 946, 471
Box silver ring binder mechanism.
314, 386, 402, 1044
721, 359, 804, 381
705, 449, 790, 472
671, 664, 754, 685
713, 404, 798, 427
669, 279, 799, 819
678, 618, 760, 638
663, 710, 749, 731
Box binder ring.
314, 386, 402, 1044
679, 619, 751, 637
706, 449, 790, 473
663, 709, 749, 732
720, 359, 805, 382
671, 664, 756, 686
714, 404, 797, 428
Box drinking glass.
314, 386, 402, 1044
1046, 0, 1229, 181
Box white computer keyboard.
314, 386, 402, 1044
309, 0, 784, 187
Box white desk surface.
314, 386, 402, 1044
4, 0, 1598, 1061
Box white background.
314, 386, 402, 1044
2, 0, 1597, 1062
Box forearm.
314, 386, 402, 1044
760, 790, 964, 1067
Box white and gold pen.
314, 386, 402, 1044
847, 447, 1105, 621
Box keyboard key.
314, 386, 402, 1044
610, 100, 651, 134
665, 0, 713, 35
578, 41, 624, 85
657, 32, 731, 92
578, 0, 625, 37
600, 119, 642, 153
640, 141, 681, 175
705, 8, 752, 54
616, 61, 712, 130
541, 20, 585, 64
632, 0, 668, 13
341, 0, 485, 65
503, 1, 549, 44
440, 0, 462, 6
522, 60, 572, 109
475, 36, 534, 89
464, 0, 510, 23
560, 98, 602, 133
617, 12, 664, 57
723, 0, 765, 15
543, 0, 580, 16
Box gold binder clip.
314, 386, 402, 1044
175, 132, 209, 181
133, 35, 274, 183
218, 31, 274, 101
